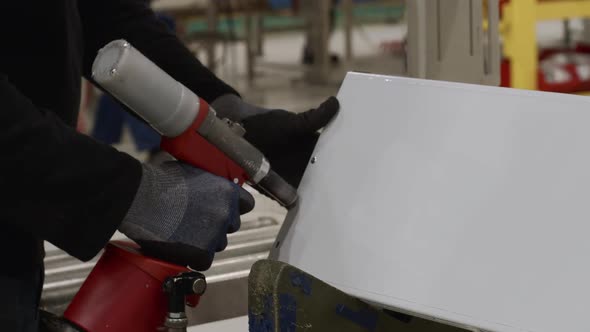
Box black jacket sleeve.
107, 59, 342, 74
78, 0, 239, 103
0, 74, 142, 261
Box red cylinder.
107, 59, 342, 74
64, 241, 191, 332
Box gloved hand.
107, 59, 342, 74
119, 161, 255, 270
211, 95, 339, 187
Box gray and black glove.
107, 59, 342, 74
212, 95, 340, 187
119, 161, 255, 270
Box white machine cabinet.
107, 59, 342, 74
274, 72, 590, 332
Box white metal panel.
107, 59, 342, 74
275, 73, 590, 332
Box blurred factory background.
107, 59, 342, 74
42, 0, 590, 329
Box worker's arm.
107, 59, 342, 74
78, 0, 238, 103
0, 74, 142, 261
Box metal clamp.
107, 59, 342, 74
163, 271, 207, 332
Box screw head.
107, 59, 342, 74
192, 278, 207, 295
110, 68, 117, 76
311, 157, 318, 164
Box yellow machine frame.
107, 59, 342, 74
502, 0, 590, 91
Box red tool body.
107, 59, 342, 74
159, 99, 248, 186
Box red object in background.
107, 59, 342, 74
539, 45, 590, 93
536, 62, 583, 93
64, 241, 197, 332
498, 0, 511, 87
501, 44, 590, 93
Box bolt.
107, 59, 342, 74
192, 278, 207, 295
311, 156, 318, 164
